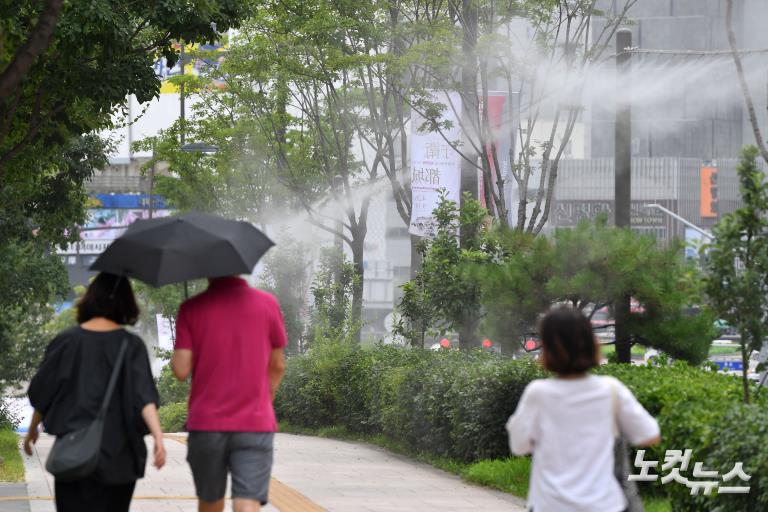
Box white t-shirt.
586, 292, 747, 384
505, 375, 660, 512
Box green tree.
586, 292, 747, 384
406, 0, 638, 230
166, 0, 389, 342
258, 236, 312, 355
704, 146, 768, 404
0, 0, 251, 175
397, 192, 498, 349
478, 218, 715, 363
134, 116, 290, 223
0, 242, 69, 386
0, 0, 254, 388
133, 280, 207, 351
308, 249, 358, 347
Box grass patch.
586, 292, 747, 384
462, 458, 530, 497
280, 422, 671, 510
0, 430, 23, 482
600, 344, 741, 358
644, 496, 672, 512
708, 345, 741, 355
600, 345, 647, 357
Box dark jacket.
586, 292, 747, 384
28, 327, 159, 484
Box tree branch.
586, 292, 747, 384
0, 0, 64, 100
725, 0, 768, 165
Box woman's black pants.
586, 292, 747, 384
55, 477, 136, 512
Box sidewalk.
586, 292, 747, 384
11, 434, 526, 512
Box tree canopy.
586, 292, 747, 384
0, 0, 254, 383
398, 195, 715, 362
704, 145, 768, 403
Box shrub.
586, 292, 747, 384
660, 404, 768, 512
462, 457, 531, 498
0, 399, 19, 431
157, 364, 190, 406
276, 344, 768, 508
159, 402, 188, 432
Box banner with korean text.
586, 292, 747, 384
409, 92, 462, 237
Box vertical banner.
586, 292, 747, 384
479, 92, 513, 216
409, 92, 462, 237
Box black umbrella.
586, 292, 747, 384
90, 212, 275, 287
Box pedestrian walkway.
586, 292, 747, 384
9, 433, 526, 512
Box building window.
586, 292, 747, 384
393, 266, 411, 278
386, 227, 411, 239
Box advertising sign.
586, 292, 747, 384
81, 209, 172, 240
93, 194, 167, 209
700, 166, 718, 218
551, 200, 676, 228
409, 92, 462, 237
153, 42, 227, 94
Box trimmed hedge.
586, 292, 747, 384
159, 402, 188, 433
275, 343, 768, 510
276, 343, 545, 461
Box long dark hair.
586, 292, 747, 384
76, 273, 140, 326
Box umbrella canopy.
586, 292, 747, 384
90, 212, 275, 286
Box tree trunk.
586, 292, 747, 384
409, 234, 422, 278
459, 310, 480, 351
459, 0, 479, 212
350, 236, 365, 344
725, 0, 768, 166
614, 296, 632, 363
740, 331, 751, 404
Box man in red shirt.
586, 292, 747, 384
171, 276, 287, 512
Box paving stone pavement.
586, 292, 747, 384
13, 433, 526, 512
271, 434, 527, 512
0, 484, 29, 512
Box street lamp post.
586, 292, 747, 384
644, 203, 714, 240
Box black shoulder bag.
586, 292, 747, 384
610, 379, 644, 512
45, 338, 129, 482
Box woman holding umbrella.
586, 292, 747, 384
23, 272, 165, 512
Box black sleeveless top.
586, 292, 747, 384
28, 327, 159, 484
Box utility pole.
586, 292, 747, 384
614, 28, 633, 364
179, 42, 186, 146
459, 0, 479, 208
149, 147, 155, 220
458, 0, 479, 350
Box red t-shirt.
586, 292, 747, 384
174, 277, 288, 432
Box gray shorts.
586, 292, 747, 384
187, 432, 274, 504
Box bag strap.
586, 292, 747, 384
608, 378, 620, 439
97, 338, 129, 418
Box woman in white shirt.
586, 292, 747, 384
506, 307, 661, 512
